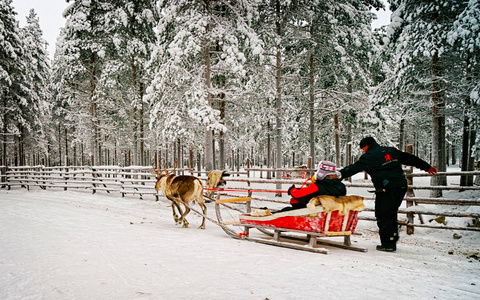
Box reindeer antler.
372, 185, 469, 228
166, 160, 177, 175
153, 158, 163, 176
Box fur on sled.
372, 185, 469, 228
307, 195, 365, 215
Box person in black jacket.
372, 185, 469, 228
340, 136, 437, 252
282, 161, 346, 211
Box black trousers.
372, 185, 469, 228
374, 186, 407, 247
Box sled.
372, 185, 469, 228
214, 193, 367, 254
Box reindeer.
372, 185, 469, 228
206, 170, 230, 198
154, 161, 207, 229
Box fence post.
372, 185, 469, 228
406, 144, 415, 235
189, 149, 194, 175
6, 165, 11, 190
64, 166, 69, 191
120, 166, 125, 198
92, 167, 96, 194
0, 165, 5, 188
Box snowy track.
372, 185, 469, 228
0, 189, 479, 299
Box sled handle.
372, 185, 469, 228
216, 197, 251, 204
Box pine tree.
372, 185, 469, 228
284, 1, 383, 166
57, 0, 115, 165
146, 0, 263, 171
104, 0, 158, 166
448, 0, 480, 185
21, 9, 51, 165
0, 0, 28, 166
385, 0, 469, 196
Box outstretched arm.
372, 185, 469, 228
340, 155, 369, 179
398, 150, 433, 172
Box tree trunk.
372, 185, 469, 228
460, 54, 475, 186
131, 63, 138, 166
274, 0, 283, 196
90, 52, 100, 166
1, 91, 8, 168
267, 120, 271, 179
177, 139, 181, 169
460, 112, 473, 185
219, 95, 225, 169
65, 127, 68, 166
346, 122, 352, 171
334, 114, 340, 167
399, 118, 405, 151
2, 94, 6, 170
309, 51, 315, 162
139, 81, 145, 166
19, 126, 25, 166
58, 123, 62, 165
203, 0, 213, 172
275, 48, 283, 194
430, 51, 447, 197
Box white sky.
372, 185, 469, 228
11, 0, 391, 61
12, 0, 70, 60
371, 2, 391, 29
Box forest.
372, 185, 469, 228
1, 0, 479, 186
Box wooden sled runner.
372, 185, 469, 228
215, 194, 368, 254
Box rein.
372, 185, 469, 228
204, 188, 288, 193
204, 176, 313, 194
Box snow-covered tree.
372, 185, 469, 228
309, 0, 383, 166
256, 1, 383, 167
383, 0, 471, 195
146, 0, 263, 171
103, 0, 158, 166
0, 0, 28, 166
56, 0, 116, 165
447, 0, 480, 185
21, 9, 51, 165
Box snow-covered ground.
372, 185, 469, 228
1, 169, 479, 300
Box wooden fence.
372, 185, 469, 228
0, 165, 161, 199
1, 165, 479, 233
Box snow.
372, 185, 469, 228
1, 173, 480, 299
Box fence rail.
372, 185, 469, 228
1, 165, 161, 199
1, 165, 479, 233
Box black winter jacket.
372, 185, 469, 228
340, 143, 432, 189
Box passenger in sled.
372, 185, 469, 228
279, 160, 345, 212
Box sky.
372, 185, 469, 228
372, 2, 392, 29
11, 0, 391, 60
12, 0, 70, 60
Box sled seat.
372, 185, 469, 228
239, 195, 364, 234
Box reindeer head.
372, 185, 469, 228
207, 170, 230, 195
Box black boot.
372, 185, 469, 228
376, 244, 396, 252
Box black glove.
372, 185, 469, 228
287, 184, 295, 196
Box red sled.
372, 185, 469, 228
236, 205, 367, 254
239, 208, 360, 234
214, 195, 367, 254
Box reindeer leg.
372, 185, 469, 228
198, 202, 207, 229
181, 202, 190, 228
170, 201, 179, 223
171, 200, 182, 225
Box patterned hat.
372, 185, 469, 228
315, 161, 336, 180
